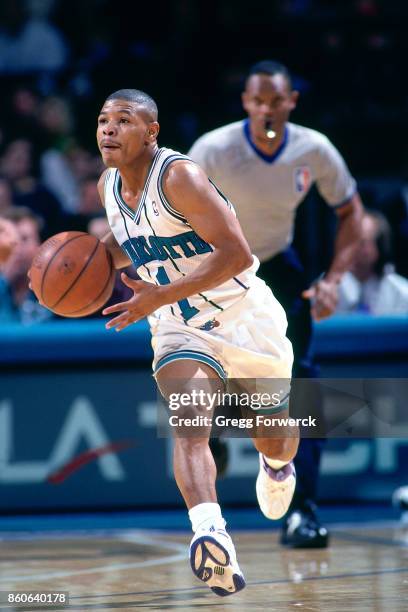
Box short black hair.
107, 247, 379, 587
246, 60, 292, 90
105, 89, 158, 121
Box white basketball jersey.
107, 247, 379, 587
104, 147, 259, 328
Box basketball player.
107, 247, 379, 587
0, 217, 19, 264
188, 61, 364, 548
96, 89, 298, 596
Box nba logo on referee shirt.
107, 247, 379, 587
294, 166, 311, 193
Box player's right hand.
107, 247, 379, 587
0, 218, 19, 265
102, 272, 166, 331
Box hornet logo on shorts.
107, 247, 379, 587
294, 166, 311, 193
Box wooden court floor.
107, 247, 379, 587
0, 524, 407, 611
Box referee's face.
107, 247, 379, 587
242, 74, 298, 142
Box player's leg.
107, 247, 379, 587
249, 403, 299, 520
157, 359, 219, 507
258, 249, 329, 548
220, 277, 298, 523
208, 437, 229, 477
156, 358, 245, 596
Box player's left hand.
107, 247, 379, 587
102, 272, 164, 331
302, 278, 338, 321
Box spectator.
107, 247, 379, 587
0, 138, 65, 235
41, 140, 104, 217
87, 215, 110, 241
0, 0, 68, 75
39, 96, 79, 214
5, 86, 43, 146
39, 95, 74, 146
67, 146, 103, 183
0, 216, 18, 264
77, 177, 101, 215
56, 176, 106, 234
0, 206, 52, 324
381, 178, 408, 278
0, 177, 14, 213
337, 210, 408, 315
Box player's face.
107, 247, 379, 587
242, 74, 298, 141
96, 99, 157, 167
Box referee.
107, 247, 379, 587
188, 60, 363, 548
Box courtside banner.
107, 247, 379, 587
0, 369, 163, 510
0, 369, 408, 509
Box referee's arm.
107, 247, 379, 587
302, 192, 363, 321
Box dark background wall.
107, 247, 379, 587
1, 0, 407, 280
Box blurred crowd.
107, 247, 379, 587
0, 0, 407, 323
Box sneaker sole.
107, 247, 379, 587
190, 535, 246, 596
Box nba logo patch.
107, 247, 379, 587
152, 200, 159, 216
294, 166, 311, 193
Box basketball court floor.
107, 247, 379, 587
0, 509, 407, 611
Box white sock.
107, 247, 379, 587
263, 456, 289, 470
188, 502, 226, 533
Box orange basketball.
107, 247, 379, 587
29, 231, 116, 317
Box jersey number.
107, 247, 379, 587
156, 266, 199, 321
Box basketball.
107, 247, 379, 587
29, 231, 116, 317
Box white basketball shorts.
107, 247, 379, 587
149, 277, 293, 413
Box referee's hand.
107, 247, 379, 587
302, 279, 338, 321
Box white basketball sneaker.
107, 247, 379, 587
256, 453, 296, 520
189, 526, 246, 596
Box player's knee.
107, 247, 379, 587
254, 435, 299, 461
156, 364, 223, 417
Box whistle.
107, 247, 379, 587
265, 120, 276, 139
